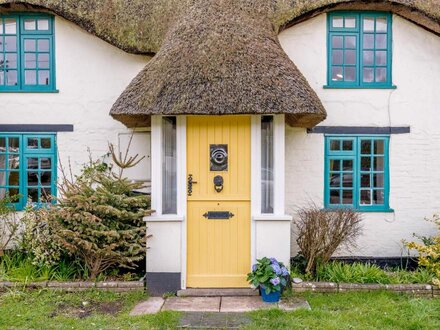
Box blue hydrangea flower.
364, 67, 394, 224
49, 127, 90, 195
252, 264, 258, 272
271, 263, 282, 275
269, 257, 278, 264
281, 267, 289, 276
270, 277, 280, 286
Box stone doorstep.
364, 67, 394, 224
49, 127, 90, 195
130, 296, 311, 315
177, 288, 259, 297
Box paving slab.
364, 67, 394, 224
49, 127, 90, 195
279, 298, 311, 311
162, 297, 221, 312
220, 296, 278, 312
130, 297, 165, 315
178, 312, 251, 329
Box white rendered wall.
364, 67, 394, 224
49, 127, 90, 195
1, 15, 150, 177
279, 14, 440, 257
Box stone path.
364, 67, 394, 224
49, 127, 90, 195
130, 296, 311, 315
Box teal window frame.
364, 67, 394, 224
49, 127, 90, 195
0, 133, 57, 210
324, 135, 391, 212
326, 11, 394, 89
0, 13, 56, 92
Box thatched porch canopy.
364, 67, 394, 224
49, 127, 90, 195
2, 0, 438, 127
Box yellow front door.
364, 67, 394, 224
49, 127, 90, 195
187, 116, 251, 287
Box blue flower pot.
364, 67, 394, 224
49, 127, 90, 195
260, 288, 281, 303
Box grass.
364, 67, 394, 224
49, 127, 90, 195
291, 261, 435, 285
0, 289, 439, 329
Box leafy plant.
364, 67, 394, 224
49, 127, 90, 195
294, 204, 363, 274
0, 194, 20, 253
247, 257, 289, 294
316, 262, 390, 284
404, 214, 440, 287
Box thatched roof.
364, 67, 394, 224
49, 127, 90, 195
2, 0, 438, 127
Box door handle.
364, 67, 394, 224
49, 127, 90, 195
188, 174, 198, 196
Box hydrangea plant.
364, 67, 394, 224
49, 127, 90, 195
247, 257, 289, 294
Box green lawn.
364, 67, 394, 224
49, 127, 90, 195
0, 289, 439, 329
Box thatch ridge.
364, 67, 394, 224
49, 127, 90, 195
0, 1, 438, 54
110, 0, 327, 127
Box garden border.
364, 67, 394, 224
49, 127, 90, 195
0, 281, 145, 293
292, 282, 439, 297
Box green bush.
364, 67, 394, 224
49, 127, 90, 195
314, 261, 434, 284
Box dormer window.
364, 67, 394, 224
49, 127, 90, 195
0, 14, 56, 92
326, 12, 394, 89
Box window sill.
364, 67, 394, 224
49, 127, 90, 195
0, 90, 59, 93
323, 85, 397, 90
322, 208, 394, 213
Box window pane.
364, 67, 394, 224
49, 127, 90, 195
342, 173, 353, 187
38, 70, 50, 85
332, 17, 343, 28
345, 17, 356, 28
4, 36, 16, 51
27, 172, 39, 186
342, 160, 353, 171
360, 189, 371, 205
24, 19, 36, 30
41, 138, 51, 149
5, 70, 17, 86
376, 34, 387, 49
376, 51, 387, 66
0, 72, 4, 85
344, 67, 356, 82
363, 51, 374, 66
27, 138, 38, 149
25, 53, 36, 69
24, 39, 36, 52
40, 171, 51, 186
376, 17, 387, 32
261, 116, 274, 214
345, 50, 356, 65
374, 156, 384, 171
25, 70, 37, 85
37, 19, 49, 30
38, 53, 50, 69
4, 18, 17, 34
0, 138, 5, 152
363, 34, 374, 49
40, 158, 52, 170
41, 187, 52, 202
361, 174, 370, 188
342, 140, 353, 151
27, 157, 38, 169
330, 173, 340, 187
330, 140, 341, 151
162, 117, 177, 214
374, 140, 384, 154
330, 189, 340, 204
363, 18, 374, 32
0, 187, 6, 199
373, 173, 384, 188
28, 188, 38, 202
8, 155, 19, 170
361, 140, 371, 154
342, 190, 353, 204
373, 190, 384, 204
5, 53, 17, 69
345, 36, 356, 49
331, 66, 343, 81
361, 157, 371, 171
375, 67, 387, 83
37, 39, 50, 52
332, 50, 343, 65
363, 68, 374, 83
330, 159, 340, 171
332, 36, 343, 48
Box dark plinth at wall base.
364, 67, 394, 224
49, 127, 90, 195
307, 126, 410, 135
146, 272, 181, 296
0, 124, 74, 132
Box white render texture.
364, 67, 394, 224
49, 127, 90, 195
279, 14, 440, 257
1, 16, 150, 177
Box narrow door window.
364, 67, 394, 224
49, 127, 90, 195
162, 117, 177, 214
261, 116, 274, 213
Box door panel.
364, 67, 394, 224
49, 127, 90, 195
187, 116, 251, 288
